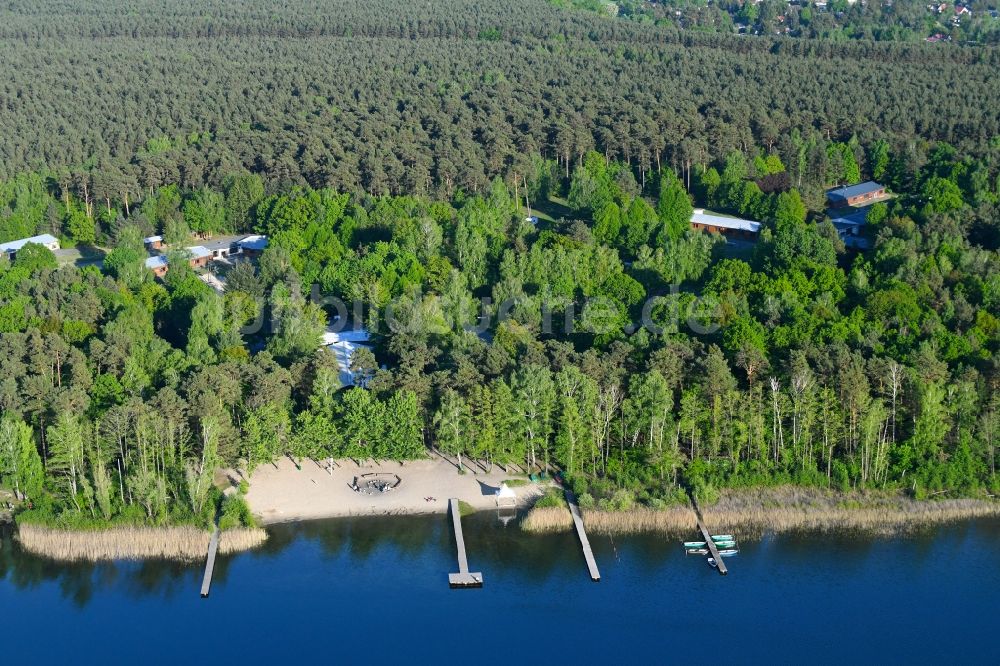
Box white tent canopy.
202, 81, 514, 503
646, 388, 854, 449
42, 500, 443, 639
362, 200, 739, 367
495, 483, 517, 507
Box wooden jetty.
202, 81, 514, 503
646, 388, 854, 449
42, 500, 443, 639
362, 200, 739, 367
448, 498, 483, 588
200, 526, 221, 597
566, 491, 601, 582
690, 497, 727, 576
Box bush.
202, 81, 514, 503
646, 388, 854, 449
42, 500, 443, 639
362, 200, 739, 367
534, 488, 565, 508
597, 489, 635, 512
693, 482, 720, 506
238, 480, 250, 495
565, 473, 588, 495
219, 494, 257, 530
503, 478, 529, 487
578, 492, 595, 509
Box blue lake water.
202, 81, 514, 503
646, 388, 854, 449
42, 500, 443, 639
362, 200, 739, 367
2, 513, 998, 664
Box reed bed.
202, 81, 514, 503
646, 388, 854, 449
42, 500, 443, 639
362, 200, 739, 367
521, 486, 1000, 537
520, 505, 573, 532
701, 486, 1000, 537
17, 525, 268, 562
582, 506, 697, 536
218, 528, 269, 555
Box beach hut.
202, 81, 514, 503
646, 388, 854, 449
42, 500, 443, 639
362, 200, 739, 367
495, 483, 517, 508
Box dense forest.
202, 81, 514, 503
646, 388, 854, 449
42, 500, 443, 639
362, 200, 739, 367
0, 0, 998, 198
0, 0, 997, 526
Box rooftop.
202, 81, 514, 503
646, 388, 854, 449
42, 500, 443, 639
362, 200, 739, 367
145, 255, 168, 269
691, 209, 761, 233
143, 235, 163, 244
201, 235, 245, 251
238, 234, 269, 251
829, 207, 871, 228
0, 233, 59, 253
827, 181, 884, 202
322, 323, 371, 387
186, 246, 212, 260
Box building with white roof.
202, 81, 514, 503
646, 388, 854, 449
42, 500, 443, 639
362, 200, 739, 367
690, 209, 761, 238
144, 255, 169, 277
321, 323, 372, 388
0, 233, 60, 259
237, 235, 269, 256
186, 246, 212, 267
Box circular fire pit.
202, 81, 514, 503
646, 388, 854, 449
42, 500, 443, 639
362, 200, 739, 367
351, 472, 402, 496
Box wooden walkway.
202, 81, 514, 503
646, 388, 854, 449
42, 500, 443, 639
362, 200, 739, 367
200, 526, 221, 597
566, 492, 601, 582
448, 498, 483, 588
690, 497, 727, 576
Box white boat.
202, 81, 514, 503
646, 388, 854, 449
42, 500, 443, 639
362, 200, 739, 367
718, 549, 739, 557
707, 557, 718, 568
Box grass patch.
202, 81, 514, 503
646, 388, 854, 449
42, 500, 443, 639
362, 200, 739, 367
502, 478, 530, 487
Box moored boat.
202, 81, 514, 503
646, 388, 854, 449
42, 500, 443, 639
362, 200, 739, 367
711, 535, 734, 542
684, 541, 707, 548
707, 557, 717, 568
718, 549, 739, 556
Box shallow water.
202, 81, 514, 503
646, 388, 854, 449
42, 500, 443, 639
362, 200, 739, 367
1, 513, 998, 663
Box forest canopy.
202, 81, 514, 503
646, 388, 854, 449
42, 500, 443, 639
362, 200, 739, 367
0, 0, 997, 199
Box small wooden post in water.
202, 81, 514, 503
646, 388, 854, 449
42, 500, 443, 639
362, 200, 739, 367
565, 491, 601, 582
200, 526, 221, 598
448, 498, 483, 588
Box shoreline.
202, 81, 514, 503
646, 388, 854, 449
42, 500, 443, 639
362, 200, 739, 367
243, 457, 544, 524
9, 479, 997, 562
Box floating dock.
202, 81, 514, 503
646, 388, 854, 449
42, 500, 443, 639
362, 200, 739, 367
448, 498, 483, 588
691, 498, 727, 576
200, 526, 221, 597
566, 491, 601, 582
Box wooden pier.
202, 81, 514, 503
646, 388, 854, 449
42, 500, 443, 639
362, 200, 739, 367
566, 491, 601, 582
448, 498, 483, 588
691, 497, 727, 576
200, 526, 221, 597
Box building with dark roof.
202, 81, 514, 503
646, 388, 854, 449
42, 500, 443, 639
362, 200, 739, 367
826, 181, 886, 208
828, 206, 873, 250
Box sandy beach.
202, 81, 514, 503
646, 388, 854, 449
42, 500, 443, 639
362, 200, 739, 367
244, 456, 545, 524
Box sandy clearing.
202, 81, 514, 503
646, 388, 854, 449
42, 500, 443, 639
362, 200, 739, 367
243, 456, 545, 524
